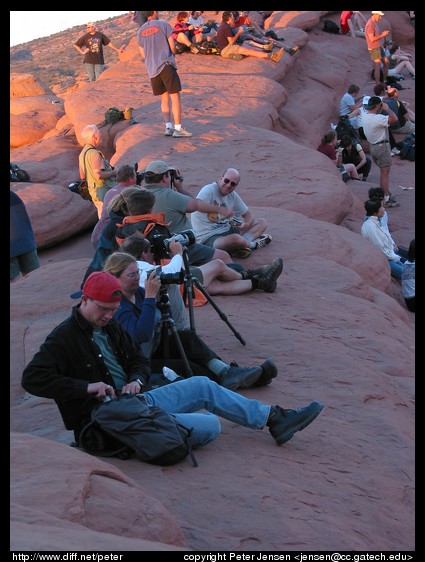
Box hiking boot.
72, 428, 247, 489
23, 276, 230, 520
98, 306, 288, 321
267, 401, 324, 445
164, 126, 174, 136
230, 247, 252, 259
190, 45, 200, 54
262, 42, 274, 51
219, 366, 262, 391
270, 47, 284, 63
253, 257, 284, 293
235, 358, 278, 389
173, 126, 193, 138
384, 194, 400, 208
254, 233, 272, 249
288, 46, 300, 56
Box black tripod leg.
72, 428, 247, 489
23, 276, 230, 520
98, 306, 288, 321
191, 278, 246, 346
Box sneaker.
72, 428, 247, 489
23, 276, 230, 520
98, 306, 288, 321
253, 256, 283, 293
220, 366, 262, 390
268, 401, 324, 445
228, 53, 244, 60
164, 126, 174, 136
254, 233, 272, 249
172, 126, 193, 138
391, 147, 401, 156
189, 45, 199, 54
288, 46, 300, 56
230, 247, 252, 259
262, 42, 274, 51
270, 47, 284, 63
384, 194, 400, 208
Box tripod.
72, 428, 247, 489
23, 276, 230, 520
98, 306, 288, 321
150, 285, 194, 376
181, 249, 246, 346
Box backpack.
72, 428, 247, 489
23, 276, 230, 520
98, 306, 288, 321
197, 40, 221, 55
104, 107, 125, 125
399, 132, 415, 161
79, 393, 197, 466
323, 20, 340, 34
10, 162, 30, 182
335, 115, 360, 143
114, 212, 172, 255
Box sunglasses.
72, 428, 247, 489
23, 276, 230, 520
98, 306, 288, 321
223, 178, 239, 188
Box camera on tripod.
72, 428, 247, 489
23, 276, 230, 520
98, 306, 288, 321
148, 266, 185, 285
150, 229, 196, 261
133, 162, 145, 186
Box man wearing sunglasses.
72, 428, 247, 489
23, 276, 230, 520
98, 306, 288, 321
190, 168, 272, 259
74, 22, 123, 82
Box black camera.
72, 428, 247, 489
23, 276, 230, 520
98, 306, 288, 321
169, 168, 184, 187
148, 266, 185, 285
134, 162, 145, 186
150, 229, 196, 261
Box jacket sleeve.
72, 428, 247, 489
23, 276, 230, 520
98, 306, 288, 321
114, 296, 158, 345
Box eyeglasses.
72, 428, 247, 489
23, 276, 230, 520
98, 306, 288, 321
90, 299, 120, 314
125, 270, 140, 279
223, 178, 239, 188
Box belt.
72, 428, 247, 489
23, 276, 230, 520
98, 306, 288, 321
372, 140, 389, 145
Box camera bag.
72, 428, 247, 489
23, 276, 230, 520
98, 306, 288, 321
79, 393, 198, 466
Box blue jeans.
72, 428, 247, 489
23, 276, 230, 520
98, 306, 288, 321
85, 63, 103, 81
389, 258, 404, 279
144, 376, 271, 448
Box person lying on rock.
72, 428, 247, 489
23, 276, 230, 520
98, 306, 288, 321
21, 271, 324, 450
102, 249, 282, 386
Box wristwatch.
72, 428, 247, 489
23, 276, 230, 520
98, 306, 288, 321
135, 378, 144, 391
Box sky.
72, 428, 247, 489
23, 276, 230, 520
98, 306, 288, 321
10, 11, 128, 47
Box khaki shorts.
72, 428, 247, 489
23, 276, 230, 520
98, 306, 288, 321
221, 43, 243, 58
370, 142, 392, 168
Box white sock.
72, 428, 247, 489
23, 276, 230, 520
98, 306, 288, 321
174, 124, 182, 131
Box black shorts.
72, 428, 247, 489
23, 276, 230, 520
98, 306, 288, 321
151, 63, 182, 96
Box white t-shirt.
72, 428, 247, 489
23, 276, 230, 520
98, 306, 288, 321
190, 181, 249, 243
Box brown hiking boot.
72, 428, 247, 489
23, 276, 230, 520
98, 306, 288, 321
270, 47, 284, 63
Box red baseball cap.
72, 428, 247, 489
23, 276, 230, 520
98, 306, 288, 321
82, 272, 122, 303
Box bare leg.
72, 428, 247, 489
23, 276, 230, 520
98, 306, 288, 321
242, 217, 267, 240
199, 260, 242, 287
207, 279, 252, 295
213, 233, 252, 252
211, 248, 232, 263
380, 166, 391, 197
343, 163, 359, 179
169, 92, 181, 127
373, 60, 382, 84
160, 92, 172, 124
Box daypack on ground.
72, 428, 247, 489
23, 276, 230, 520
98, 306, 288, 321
197, 40, 221, 55
104, 107, 125, 125
399, 132, 415, 161
335, 115, 360, 143
10, 162, 30, 182
323, 20, 340, 34
79, 393, 197, 466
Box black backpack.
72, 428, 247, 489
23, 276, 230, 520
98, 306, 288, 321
79, 393, 197, 466
335, 115, 360, 144
10, 162, 30, 182
197, 40, 221, 55
399, 133, 415, 161
114, 214, 172, 252
323, 20, 340, 34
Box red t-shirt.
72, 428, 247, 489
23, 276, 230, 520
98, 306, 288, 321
317, 143, 337, 161
340, 11, 353, 35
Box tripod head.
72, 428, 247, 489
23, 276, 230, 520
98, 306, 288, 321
157, 285, 172, 314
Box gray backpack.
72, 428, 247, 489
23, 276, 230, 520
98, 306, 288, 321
79, 393, 197, 466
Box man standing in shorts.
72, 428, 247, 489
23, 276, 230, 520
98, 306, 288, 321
365, 11, 390, 84
137, 11, 193, 138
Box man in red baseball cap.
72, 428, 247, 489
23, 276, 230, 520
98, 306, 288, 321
22, 271, 324, 452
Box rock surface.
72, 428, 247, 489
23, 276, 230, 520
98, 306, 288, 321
10, 11, 415, 552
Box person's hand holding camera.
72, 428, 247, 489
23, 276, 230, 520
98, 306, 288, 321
168, 239, 184, 256
145, 269, 161, 298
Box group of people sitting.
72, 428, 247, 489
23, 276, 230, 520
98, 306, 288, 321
171, 10, 299, 62
21, 128, 327, 457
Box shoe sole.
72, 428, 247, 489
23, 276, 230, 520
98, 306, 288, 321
165, 130, 174, 136
172, 133, 193, 138
250, 359, 278, 387
275, 402, 324, 445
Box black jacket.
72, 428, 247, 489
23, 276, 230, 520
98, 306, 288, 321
21, 305, 151, 432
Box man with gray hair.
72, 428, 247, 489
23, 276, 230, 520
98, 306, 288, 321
79, 124, 117, 217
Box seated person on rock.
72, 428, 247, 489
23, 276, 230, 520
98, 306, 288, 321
215, 11, 285, 63
386, 87, 415, 135
190, 167, 272, 260
231, 11, 300, 56
22, 271, 324, 451
317, 130, 360, 180
401, 239, 415, 313
103, 251, 279, 390
361, 199, 406, 279
336, 135, 372, 181
172, 11, 200, 54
